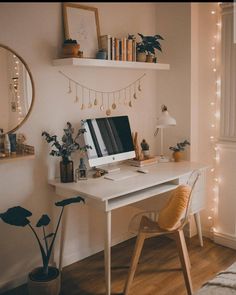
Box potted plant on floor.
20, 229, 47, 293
42, 122, 91, 183
0, 196, 85, 295
136, 33, 164, 62
169, 140, 190, 162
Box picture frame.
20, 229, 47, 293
63, 3, 101, 59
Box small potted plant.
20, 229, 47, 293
42, 122, 91, 183
140, 139, 150, 159
0, 196, 85, 295
62, 38, 80, 57
136, 33, 164, 63
169, 140, 190, 162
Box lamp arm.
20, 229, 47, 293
154, 128, 159, 136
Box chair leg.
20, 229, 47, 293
124, 233, 146, 295
174, 230, 193, 295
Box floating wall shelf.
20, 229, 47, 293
0, 153, 35, 163
52, 58, 170, 71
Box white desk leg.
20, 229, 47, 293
194, 212, 203, 247
104, 211, 111, 295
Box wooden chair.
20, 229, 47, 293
123, 171, 201, 295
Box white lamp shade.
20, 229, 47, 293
156, 110, 176, 128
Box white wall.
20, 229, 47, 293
0, 3, 191, 291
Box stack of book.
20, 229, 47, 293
128, 156, 158, 167
99, 35, 136, 62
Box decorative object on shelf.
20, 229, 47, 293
4, 134, 11, 156
78, 157, 87, 180
136, 33, 164, 63
0, 44, 35, 134
59, 70, 145, 116
169, 140, 190, 162
154, 105, 176, 163
42, 122, 91, 183
140, 139, 150, 159
62, 39, 80, 57
8, 133, 17, 154
96, 49, 107, 59
63, 3, 101, 58
0, 196, 85, 295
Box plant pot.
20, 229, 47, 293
146, 54, 154, 63
137, 52, 147, 62
28, 267, 61, 295
173, 151, 182, 162
60, 158, 74, 183
62, 43, 80, 57
142, 150, 150, 159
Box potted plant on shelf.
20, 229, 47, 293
62, 38, 80, 57
42, 122, 91, 183
169, 140, 190, 162
136, 33, 164, 63
0, 196, 85, 295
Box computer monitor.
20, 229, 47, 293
82, 115, 135, 169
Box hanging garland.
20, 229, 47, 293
58, 70, 146, 116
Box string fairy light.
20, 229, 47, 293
59, 70, 146, 116
207, 3, 221, 235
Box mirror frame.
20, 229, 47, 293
0, 43, 35, 134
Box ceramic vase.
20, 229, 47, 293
173, 151, 182, 162
60, 158, 74, 183
137, 52, 147, 62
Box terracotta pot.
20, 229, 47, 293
62, 43, 80, 57
28, 267, 61, 295
146, 54, 154, 63
137, 52, 147, 62
173, 151, 182, 162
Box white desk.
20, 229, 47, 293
49, 161, 207, 295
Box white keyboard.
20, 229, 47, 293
104, 171, 138, 181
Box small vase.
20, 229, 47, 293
137, 52, 147, 62
173, 151, 182, 162
60, 158, 74, 183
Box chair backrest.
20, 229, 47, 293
157, 170, 201, 231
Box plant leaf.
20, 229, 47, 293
0, 206, 32, 227
36, 214, 50, 227
55, 196, 85, 207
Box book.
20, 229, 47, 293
99, 35, 111, 60
115, 38, 120, 61
132, 39, 137, 62
127, 39, 133, 61
111, 37, 115, 60
127, 156, 158, 167
121, 37, 127, 61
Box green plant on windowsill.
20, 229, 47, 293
0, 196, 85, 295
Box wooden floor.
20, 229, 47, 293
3, 236, 236, 295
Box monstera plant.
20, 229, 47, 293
0, 196, 85, 295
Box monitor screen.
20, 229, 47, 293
82, 115, 135, 167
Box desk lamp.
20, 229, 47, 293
155, 105, 176, 162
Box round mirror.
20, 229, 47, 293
0, 44, 34, 134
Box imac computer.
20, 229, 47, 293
82, 115, 135, 174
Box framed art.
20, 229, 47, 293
63, 3, 101, 58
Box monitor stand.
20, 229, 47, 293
95, 163, 121, 174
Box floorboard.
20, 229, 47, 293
2, 236, 236, 295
